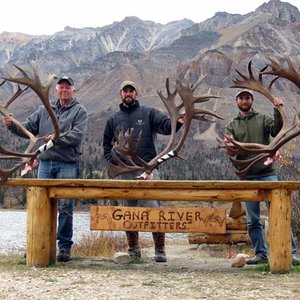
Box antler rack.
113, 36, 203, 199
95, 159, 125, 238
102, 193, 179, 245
218, 55, 300, 179
108, 77, 223, 179
0, 62, 63, 184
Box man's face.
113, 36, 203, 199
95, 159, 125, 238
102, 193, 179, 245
56, 81, 75, 102
236, 92, 253, 112
120, 86, 137, 106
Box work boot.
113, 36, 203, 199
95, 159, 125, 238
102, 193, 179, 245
152, 232, 167, 262
57, 249, 71, 262
292, 255, 300, 266
126, 231, 141, 259
246, 255, 268, 265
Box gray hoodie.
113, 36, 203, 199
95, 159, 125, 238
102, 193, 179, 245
8, 98, 88, 162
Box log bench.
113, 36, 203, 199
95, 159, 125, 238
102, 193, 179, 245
4, 179, 299, 273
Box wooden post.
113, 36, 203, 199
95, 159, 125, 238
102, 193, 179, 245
269, 189, 292, 273
26, 186, 52, 267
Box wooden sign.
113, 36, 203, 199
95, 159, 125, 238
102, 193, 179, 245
90, 206, 226, 233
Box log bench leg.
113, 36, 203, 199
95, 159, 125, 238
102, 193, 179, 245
269, 189, 292, 273
49, 199, 58, 264
26, 186, 54, 267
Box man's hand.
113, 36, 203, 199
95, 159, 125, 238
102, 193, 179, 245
2, 116, 13, 127
274, 97, 284, 107
178, 114, 185, 124
224, 135, 237, 156
264, 151, 282, 166
43, 134, 55, 143
135, 172, 154, 180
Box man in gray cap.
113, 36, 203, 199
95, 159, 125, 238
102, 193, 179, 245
3, 76, 88, 263
103, 80, 184, 263
225, 89, 300, 266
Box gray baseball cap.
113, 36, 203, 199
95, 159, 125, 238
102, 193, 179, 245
120, 80, 138, 91
235, 89, 253, 98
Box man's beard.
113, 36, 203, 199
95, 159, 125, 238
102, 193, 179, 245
238, 104, 252, 112
122, 97, 135, 106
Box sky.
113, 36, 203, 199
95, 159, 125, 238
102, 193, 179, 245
1, 0, 299, 35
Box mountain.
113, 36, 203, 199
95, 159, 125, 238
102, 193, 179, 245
0, 0, 300, 182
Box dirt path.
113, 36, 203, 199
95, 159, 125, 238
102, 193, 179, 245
0, 243, 300, 299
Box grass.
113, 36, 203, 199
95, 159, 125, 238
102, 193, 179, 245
72, 232, 127, 257
248, 263, 300, 273
0, 254, 27, 270
72, 231, 152, 257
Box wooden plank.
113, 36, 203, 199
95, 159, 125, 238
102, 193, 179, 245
226, 216, 247, 231
6, 178, 300, 190
49, 187, 265, 202
269, 189, 292, 273
228, 202, 245, 218
90, 206, 226, 233
188, 231, 251, 244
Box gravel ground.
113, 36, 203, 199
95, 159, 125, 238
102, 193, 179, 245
1, 210, 300, 299
1, 244, 300, 299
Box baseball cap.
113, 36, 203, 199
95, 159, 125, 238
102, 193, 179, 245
120, 80, 138, 91
235, 89, 253, 98
57, 76, 74, 86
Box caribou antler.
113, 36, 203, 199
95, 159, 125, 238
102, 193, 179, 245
108, 77, 223, 178
260, 54, 300, 89
0, 62, 63, 184
220, 56, 300, 179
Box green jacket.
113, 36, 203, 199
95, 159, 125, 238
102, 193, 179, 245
225, 108, 282, 179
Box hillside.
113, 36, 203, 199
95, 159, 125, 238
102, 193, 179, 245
0, 0, 300, 185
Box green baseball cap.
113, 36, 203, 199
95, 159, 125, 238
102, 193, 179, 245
120, 80, 138, 91
57, 76, 74, 86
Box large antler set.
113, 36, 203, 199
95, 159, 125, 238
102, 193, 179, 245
108, 76, 223, 178
220, 55, 300, 179
0, 62, 60, 184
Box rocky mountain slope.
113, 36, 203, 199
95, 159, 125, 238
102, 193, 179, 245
0, 0, 300, 181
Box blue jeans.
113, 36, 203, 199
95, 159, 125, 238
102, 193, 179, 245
245, 175, 298, 257
38, 160, 79, 251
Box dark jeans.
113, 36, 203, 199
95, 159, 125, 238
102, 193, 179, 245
38, 160, 79, 251
118, 169, 161, 207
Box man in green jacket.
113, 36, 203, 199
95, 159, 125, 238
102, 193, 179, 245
225, 89, 300, 265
